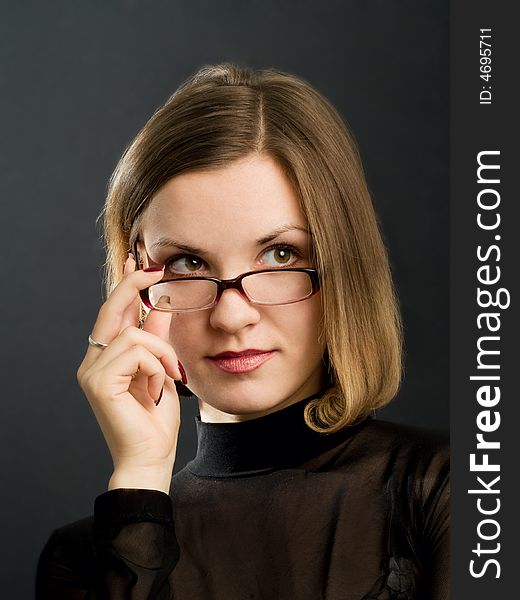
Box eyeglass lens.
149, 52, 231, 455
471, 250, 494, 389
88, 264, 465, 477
147, 271, 314, 311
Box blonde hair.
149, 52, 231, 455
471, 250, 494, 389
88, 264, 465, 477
99, 62, 403, 433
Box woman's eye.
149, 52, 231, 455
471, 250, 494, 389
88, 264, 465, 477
166, 255, 204, 274
262, 246, 296, 266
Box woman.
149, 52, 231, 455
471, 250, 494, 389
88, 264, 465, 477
36, 63, 449, 599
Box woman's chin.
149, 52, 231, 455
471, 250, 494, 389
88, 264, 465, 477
191, 361, 324, 422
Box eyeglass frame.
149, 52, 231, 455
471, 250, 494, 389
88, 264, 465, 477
132, 242, 321, 313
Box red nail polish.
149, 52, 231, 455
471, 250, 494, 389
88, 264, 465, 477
155, 388, 164, 406
178, 361, 188, 385
144, 265, 164, 272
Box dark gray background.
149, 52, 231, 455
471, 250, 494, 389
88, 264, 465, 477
0, 1, 448, 595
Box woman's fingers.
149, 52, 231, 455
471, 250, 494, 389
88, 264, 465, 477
119, 255, 174, 342
91, 326, 181, 381
119, 254, 141, 331
141, 294, 175, 342
96, 346, 166, 407
84, 265, 166, 366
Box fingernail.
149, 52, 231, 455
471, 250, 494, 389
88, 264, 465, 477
154, 388, 164, 406
144, 265, 165, 272
178, 361, 188, 385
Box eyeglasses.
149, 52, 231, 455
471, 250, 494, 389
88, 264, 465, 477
132, 244, 320, 313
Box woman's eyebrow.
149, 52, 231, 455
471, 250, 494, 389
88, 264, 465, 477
150, 237, 209, 257
256, 224, 311, 245
149, 225, 311, 256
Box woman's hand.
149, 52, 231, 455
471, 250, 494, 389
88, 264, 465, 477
76, 254, 183, 493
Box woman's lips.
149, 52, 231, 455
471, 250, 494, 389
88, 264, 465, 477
208, 351, 276, 374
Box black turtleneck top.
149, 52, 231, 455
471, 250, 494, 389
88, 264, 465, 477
36, 393, 449, 599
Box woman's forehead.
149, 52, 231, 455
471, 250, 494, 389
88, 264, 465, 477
141, 154, 308, 243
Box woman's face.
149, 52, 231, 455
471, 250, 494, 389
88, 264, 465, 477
140, 153, 326, 422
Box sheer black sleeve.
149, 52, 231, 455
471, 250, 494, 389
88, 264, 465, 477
36, 489, 180, 599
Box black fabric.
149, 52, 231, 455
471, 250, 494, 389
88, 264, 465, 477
36, 393, 450, 599
186, 394, 368, 477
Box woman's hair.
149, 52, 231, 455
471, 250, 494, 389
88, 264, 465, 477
99, 62, 403, 433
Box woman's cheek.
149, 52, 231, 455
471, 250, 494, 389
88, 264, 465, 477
168, 314, 198, 357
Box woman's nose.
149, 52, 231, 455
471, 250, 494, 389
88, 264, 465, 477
208, 288, 261, 333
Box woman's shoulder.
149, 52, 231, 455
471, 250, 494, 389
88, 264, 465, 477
40, 514, 95, 556
333, 416, 450, 485
356, 416, 449, 458
36, 515, 96, 591
350, 418, 450, 520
